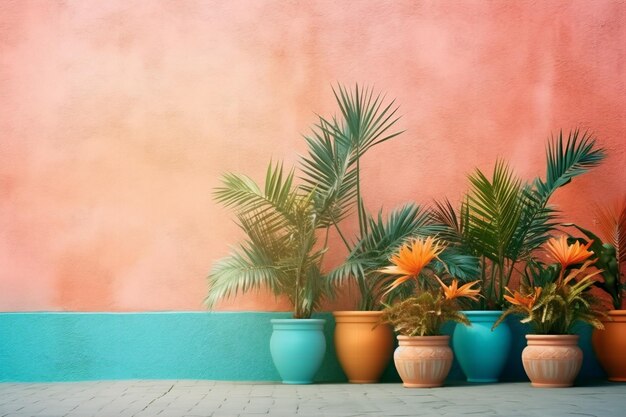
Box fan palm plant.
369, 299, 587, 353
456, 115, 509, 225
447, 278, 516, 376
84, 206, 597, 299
431, 129, 606, 309
206, 162, 328, 318
300, 85, 479, 310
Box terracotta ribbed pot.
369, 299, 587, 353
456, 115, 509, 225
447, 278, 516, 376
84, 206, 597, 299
592, 310, 626, 381
394, 335, 453, 388
522, 335, 582, 388
333, 311, 394, 383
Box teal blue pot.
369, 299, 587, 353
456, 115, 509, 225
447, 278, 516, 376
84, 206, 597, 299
452, 311, 511, 383
270, 319, 326, 384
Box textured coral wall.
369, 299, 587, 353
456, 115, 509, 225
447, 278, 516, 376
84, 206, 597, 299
1, 0, 624, 311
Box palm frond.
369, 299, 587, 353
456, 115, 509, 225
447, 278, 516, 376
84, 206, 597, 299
300, 117, 357, 226
214, 162, 300, 232
205, 242, 283, 308
299, 84, 403, 230
535, 129, 606, 199
435, 247, 480, 281
209, 161, 329, 318
328, 203, 435, 309
466, 160, 525, 262
510, 187, 560, 259
332, 84, 404, 156
429, 198, 466, 246
595, 196, 626, 268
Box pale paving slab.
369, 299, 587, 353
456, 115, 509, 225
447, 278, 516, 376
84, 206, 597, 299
0, 380, 625, 417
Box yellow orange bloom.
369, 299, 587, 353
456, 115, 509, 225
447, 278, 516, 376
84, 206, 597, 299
545, 236, 594, 270
380, 237, 445, 295
503, 287, 542, 310
436, 277, 480, 301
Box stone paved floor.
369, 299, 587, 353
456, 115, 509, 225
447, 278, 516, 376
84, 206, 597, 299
0, 380, 625, 417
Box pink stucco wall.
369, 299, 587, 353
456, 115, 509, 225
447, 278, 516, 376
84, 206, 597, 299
1, 0, 624, 312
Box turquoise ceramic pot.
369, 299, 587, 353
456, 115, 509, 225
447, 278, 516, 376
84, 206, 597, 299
270, 319, 326, 384
452, 311, 511, 383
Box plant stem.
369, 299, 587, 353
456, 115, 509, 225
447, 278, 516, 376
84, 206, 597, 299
355, 139, 364, 238
480, 256, 487, 310
318, 226, 331, 266
330, 214, 352, 252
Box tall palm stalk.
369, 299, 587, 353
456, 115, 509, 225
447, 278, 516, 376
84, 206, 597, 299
301, 85, 479, 310
432, 129, 606, 308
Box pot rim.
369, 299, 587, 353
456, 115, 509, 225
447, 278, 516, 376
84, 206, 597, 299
606, 310, 626, 316
270, 318, 326, 324
459, 310, 505, 323
397, 335, 450, 341
332, 310, 383, 317
525, 334, 579, 340
333, 311, 384, 324
460, 310, 504, 315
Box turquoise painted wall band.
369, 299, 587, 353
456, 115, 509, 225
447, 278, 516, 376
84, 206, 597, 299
0, 312, 604, 382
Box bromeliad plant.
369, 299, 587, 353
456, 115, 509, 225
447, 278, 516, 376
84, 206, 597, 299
378, 237, 481, 336
379, 236, 446, 296
300, 85, 478, 310
495, 236, 605, 334
431, 130, 606, 309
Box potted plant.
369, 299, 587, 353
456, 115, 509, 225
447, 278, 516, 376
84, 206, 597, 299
494, 236, 605, 387
379, 239, 480, 387
206, 162, 331, 384
300, 84, 478, 383
431, 130, 606, 382
566, 197, 626, 381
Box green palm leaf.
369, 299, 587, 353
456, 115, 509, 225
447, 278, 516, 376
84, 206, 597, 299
516, 129, 606, 258
205, 241, 284, 309
466, 160, 525, 262
208, 161, 328, 318
329, 204, 437, 309
300, 84, 403, 233
536, 129, 606, 198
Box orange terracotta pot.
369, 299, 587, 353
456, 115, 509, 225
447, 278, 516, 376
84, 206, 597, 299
522, 335, 582, 388
394, 335, 453, 388
592, 310, 626, 382
333, 311, 394, 383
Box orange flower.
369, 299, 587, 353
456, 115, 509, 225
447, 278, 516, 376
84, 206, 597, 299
436, 277, 480, 301
503, 287, 542, 310
545, 236, 594, 270
380, 237, 445, 295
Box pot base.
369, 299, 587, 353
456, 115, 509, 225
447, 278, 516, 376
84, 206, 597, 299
531, 382, 572, 388
608, 377, 626, 382
467, 378, 497, 383
348, 379, 377, 384
403, 382, 441, 388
